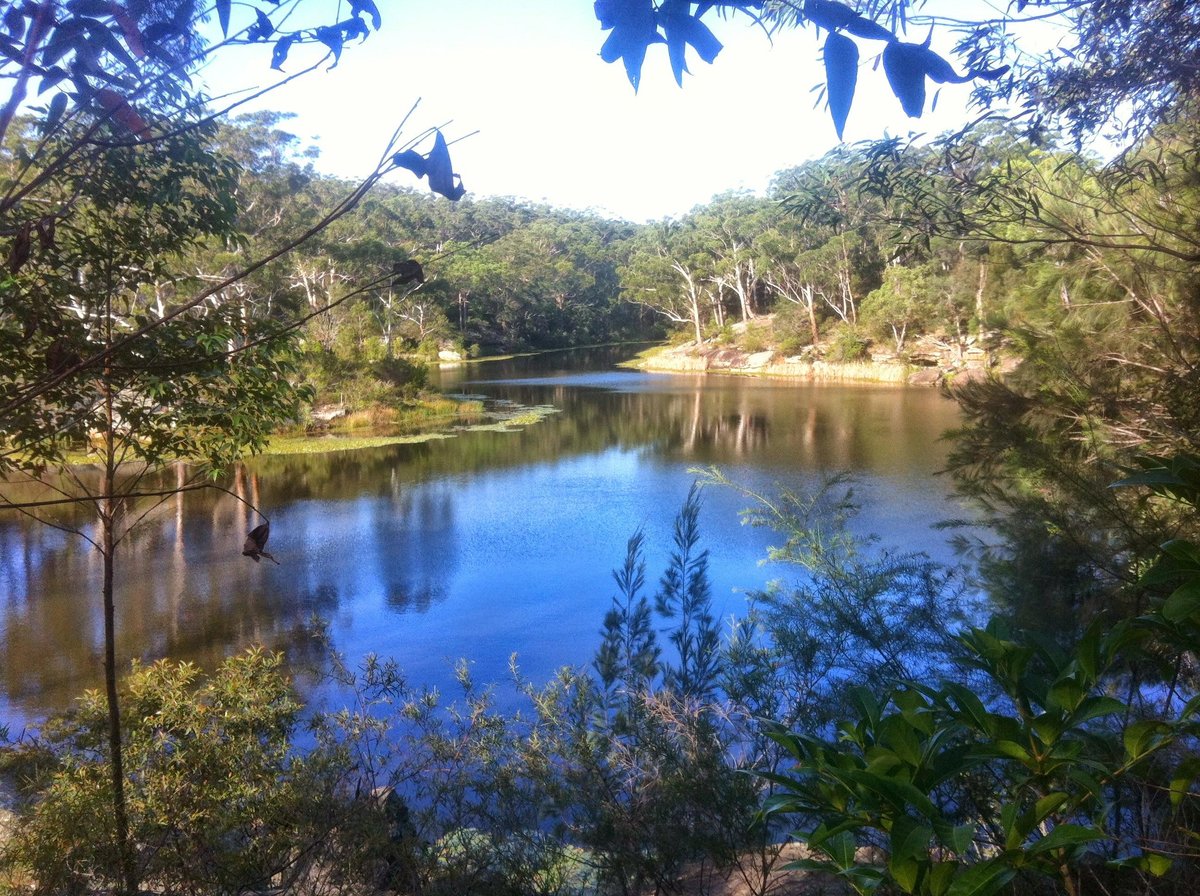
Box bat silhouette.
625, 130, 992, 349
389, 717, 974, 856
243, 522, 279, 564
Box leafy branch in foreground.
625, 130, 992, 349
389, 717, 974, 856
761, 458, 1200, 896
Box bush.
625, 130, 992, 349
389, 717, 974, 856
373, 355, 429, 393
771, 305, 818, 355
0, 650, 348, 895
825, 323, 870, 362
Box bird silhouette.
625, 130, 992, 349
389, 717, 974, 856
243, 522, 279, 564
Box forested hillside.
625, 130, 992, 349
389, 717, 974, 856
188, 113, 1194, 409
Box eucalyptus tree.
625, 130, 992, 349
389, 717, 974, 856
620, 220, 716, 343
692, 192, 776, 325
772, 149, 889, 326
859, 262, 936, 353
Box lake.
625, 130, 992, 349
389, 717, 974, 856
0, 347, 968, 728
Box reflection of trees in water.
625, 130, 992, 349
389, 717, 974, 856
0, 472, 342, 722
386, 580, 443, 614
244, 383, 946, 500
0, 367, 958, 725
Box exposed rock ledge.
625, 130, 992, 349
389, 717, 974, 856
632, 338, 1011, 387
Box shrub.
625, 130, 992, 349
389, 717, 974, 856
825, 323, 870, 362
373, 355, 429, 393
0, 650, 347, 895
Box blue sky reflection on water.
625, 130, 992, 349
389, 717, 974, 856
285, 447, 964, 708
0, 354, 971, 724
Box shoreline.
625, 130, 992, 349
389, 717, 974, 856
626, 340, 1005, 387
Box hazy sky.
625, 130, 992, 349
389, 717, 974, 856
202, 0, 995, 222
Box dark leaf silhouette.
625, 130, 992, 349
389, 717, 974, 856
270, 34, 297, 70
882, 36, 933, 117
392, 259, 425, 286
316, 25, 343, 66
425, 131, 465, 200
842, 14, 892, 42
391, 149, 426, 177
805, 0, 893, 41
661, 0, 722, 87
247, 8, 273, 42
44, 91, 68, 133
215, 0, 230, 37
243, 522, 278, 564
340, 16, 370, 42
3, 4, 23, 37
350, 0, 382, 31
803, 0, 859, 32
393, 131, 465, 200
883, 31, 1009, 117
823, 30, 857, 139
7, 222, 31, 273
596, 0, 662, 92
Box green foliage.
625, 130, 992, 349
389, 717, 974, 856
0, 650, 343, 895
595, 530, 661, 699
759, 464, 1200, 896
656, 484, 722, 701
825, 322, 871, 362
861, 263, 937, 354
703, 469, 968, 734
761, 615, 1197, 896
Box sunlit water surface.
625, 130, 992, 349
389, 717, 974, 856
0, 348, 969, 727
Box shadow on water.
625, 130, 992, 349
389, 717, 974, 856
0, 346, 966, 726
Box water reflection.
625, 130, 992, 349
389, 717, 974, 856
0, 348, 965, 727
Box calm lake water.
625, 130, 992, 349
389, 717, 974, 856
0, 347, 968, 728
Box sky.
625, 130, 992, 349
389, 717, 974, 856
199, 0, 1002, 222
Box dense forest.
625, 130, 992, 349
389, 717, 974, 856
151, 110, 1190, 422
2, 0, 1200, 895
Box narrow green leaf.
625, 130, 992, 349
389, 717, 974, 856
1027, 823, 1106, 855
889, 853, 921, 892
945, 861, 1016, 896
1031, 792, 1068, 824
890, 815, 933, 862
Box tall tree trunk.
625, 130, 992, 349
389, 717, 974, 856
102, 380, 136, 896
975, 260, 987, 337
803, 284, 819, 344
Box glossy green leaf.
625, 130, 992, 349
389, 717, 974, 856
1169, 756, 1200, 806
890, 815, 933, 863
1124, 719, 1168, 760
889, 853, 920, 892
945, 862, 1016, 896
1027, 823, 1105, 855
1162, 581, 1200, 622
